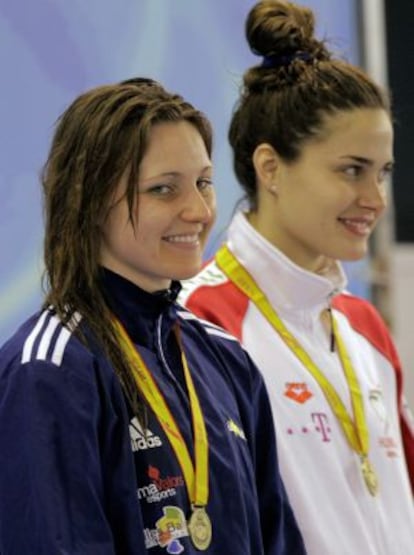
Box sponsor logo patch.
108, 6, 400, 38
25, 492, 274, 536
226, 418, 246, 440
144, 505, 189, 553
138, 466, 184, 504
286, 411, 332, 442
130, 417, 162, 452
284, 382, 313, 404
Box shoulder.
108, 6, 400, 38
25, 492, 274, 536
0, 309, 125, 426
333, 291, 390, 336
175, 304, 253, 366
176, 304, 241, 346
332, 291, 398, 364
179, 258, 228, 302
175, 304, 260, 380
175, 304, 266, 399
0, 308, 100, 383
179, 260, 249, 340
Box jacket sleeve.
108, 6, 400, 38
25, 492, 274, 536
250, 364, 307, 555
0, 356, 119, 555
400, 395, 414, 493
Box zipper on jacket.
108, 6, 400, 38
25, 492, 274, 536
327, 295, 336, 353
156, 313, 178, 383
156, 313, 188, 401
156, 313, 192, 423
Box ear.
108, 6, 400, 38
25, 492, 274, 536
252, 143, 280, 194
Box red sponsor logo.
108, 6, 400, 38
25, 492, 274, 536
148, 465, 184, 490
284, 382, 313, 404
379, 436, 399, 458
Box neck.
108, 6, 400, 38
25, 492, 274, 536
245, 210, 330, 275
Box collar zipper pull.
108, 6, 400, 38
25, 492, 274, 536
327, 306, 335, 353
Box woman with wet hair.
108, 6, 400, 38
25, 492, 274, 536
180, 2, 414, 553
0, 78, 305, 554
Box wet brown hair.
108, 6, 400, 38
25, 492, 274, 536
229, 0, 391, 209
41, 77, 212, 416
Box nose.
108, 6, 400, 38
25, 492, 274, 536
357, 175, 387, 213
181, 185, 215, 225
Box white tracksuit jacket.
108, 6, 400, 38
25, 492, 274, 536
180, 211, 414, 555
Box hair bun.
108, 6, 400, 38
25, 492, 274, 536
246, 0, 316, 57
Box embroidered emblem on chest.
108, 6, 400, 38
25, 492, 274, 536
369, 388, 388, 427
369, 387, 400, 458
284, 382, 313, 404
137, 466, 185, 505
129, 417, 163, 452
226, 418, 246, 440
286, 412, 332, 442
144, 505, 189, 552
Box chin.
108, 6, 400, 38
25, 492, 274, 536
336, 239, 370, 261
341, 249, 368, 262
172, 265, 203, 282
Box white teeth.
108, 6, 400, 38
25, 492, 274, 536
341, 219, 371, 233
165, 234, 199, 243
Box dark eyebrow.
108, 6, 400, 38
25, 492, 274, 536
141, 165, 213, 182
339, 155, 395, 167
339, 155, 372, 165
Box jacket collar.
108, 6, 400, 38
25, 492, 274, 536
226, 211, 347, 316
100, 267, 181, 346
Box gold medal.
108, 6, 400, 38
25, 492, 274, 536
361, 456, 379, 496
188, 506, 212, 551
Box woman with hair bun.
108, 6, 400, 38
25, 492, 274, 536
180, 1, 414, 553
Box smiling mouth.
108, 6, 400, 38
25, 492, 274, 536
338, 218, 374, 236
163, 234, 200, 244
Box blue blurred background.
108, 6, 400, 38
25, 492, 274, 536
0, 0, 361, 343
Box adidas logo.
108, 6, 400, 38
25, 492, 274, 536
129, 417, 163, 452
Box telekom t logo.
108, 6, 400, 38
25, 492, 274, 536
311, 412, 332, 442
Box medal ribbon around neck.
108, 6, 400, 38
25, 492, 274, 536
215, 245, 377, 494
112, 318, 209, 509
